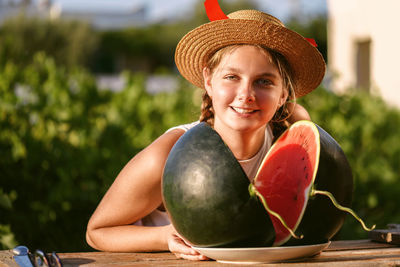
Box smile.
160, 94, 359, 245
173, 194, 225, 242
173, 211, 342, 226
231, 107, 258, 114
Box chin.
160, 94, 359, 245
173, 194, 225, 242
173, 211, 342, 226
226, 121, 267, 133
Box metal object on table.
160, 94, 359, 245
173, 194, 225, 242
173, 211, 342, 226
388, 224, 400, 230
12, 246, 34, 267
12, 246, 63, 267
370, 223, 400, 245
35, 250, 62, 267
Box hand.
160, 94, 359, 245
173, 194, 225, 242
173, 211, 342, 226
165, 225, 209, 261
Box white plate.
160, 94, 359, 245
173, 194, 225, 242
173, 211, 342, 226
193, 242, 330, 264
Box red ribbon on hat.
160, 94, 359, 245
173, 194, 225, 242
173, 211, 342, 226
305, 38, 318, 47
204, 0, 228, 21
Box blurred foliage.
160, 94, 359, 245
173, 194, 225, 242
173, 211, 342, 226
0, 189, 17, 249
298, 89, 400, 239
0, 15, 99, 69
90, 24, 184, 73
0, 53, 200, 251
287, 15, 328, 63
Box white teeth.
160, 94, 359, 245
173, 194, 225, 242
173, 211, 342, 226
232, 107, 254, 114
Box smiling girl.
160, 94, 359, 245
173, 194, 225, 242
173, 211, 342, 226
86, 4, 325, 261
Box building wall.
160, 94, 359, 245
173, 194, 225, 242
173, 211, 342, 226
327, 0, 400, 107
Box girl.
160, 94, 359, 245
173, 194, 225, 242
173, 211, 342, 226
86, 7, 325, 261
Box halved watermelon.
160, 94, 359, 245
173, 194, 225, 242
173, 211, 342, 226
249, 120, 374, 246
163, 121, 374, 248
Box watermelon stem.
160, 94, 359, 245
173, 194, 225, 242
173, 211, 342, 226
311, 189, 376, 231
248, 184, 304, 240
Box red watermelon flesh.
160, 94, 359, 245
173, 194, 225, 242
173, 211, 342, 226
252, 121, 320, 246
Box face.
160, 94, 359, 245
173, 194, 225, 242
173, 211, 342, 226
203, 45, 288, 134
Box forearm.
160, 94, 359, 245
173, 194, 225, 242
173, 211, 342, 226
86, 224, 171, 252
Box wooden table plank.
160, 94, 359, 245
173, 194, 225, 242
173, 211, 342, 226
1, 240, 399, 266
326, 239, 399, 251
290, 247, 400, 267
0, 250, 17, 267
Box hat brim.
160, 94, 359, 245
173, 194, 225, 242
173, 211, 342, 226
175, 19, 326, 97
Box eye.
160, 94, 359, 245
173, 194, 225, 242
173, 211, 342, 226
224, 75, 238, 81
255, 78, 273, 87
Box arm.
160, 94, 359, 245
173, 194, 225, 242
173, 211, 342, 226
86, 129, 207, 260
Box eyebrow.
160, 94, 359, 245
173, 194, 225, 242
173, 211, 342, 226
222, 67, 279, 79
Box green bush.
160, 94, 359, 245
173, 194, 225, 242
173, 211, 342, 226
0, 53, 200, 251
0, 15, 98, 69
0, 189, 17, 249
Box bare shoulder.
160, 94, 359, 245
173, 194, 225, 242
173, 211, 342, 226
138, 129, 185, 163
117, 128, 186, 206
121, 129, 186, 182
287, 103, 311, 124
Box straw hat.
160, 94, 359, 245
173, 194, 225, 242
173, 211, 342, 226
175, 10, 326, 97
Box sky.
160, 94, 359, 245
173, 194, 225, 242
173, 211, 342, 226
52, 0, 327, 23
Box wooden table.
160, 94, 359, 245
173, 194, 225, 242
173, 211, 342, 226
1, 240, 400, 266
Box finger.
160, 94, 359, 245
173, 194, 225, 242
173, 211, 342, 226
171, 236, 199, 255
174, 253, 210, 261
192, 248, 210, 260
172, 242, 199, 255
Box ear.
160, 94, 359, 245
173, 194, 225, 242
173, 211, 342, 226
278, 88, 289, 108
202, 67, 213, 97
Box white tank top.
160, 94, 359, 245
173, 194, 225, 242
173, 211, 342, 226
134, 121, 274, 226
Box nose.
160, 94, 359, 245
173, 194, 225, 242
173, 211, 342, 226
237, 81, 255, 103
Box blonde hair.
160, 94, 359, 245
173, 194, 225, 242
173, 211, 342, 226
200, 44, 296, 136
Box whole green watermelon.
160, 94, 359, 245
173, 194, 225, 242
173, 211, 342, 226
162, 122, 275, 248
